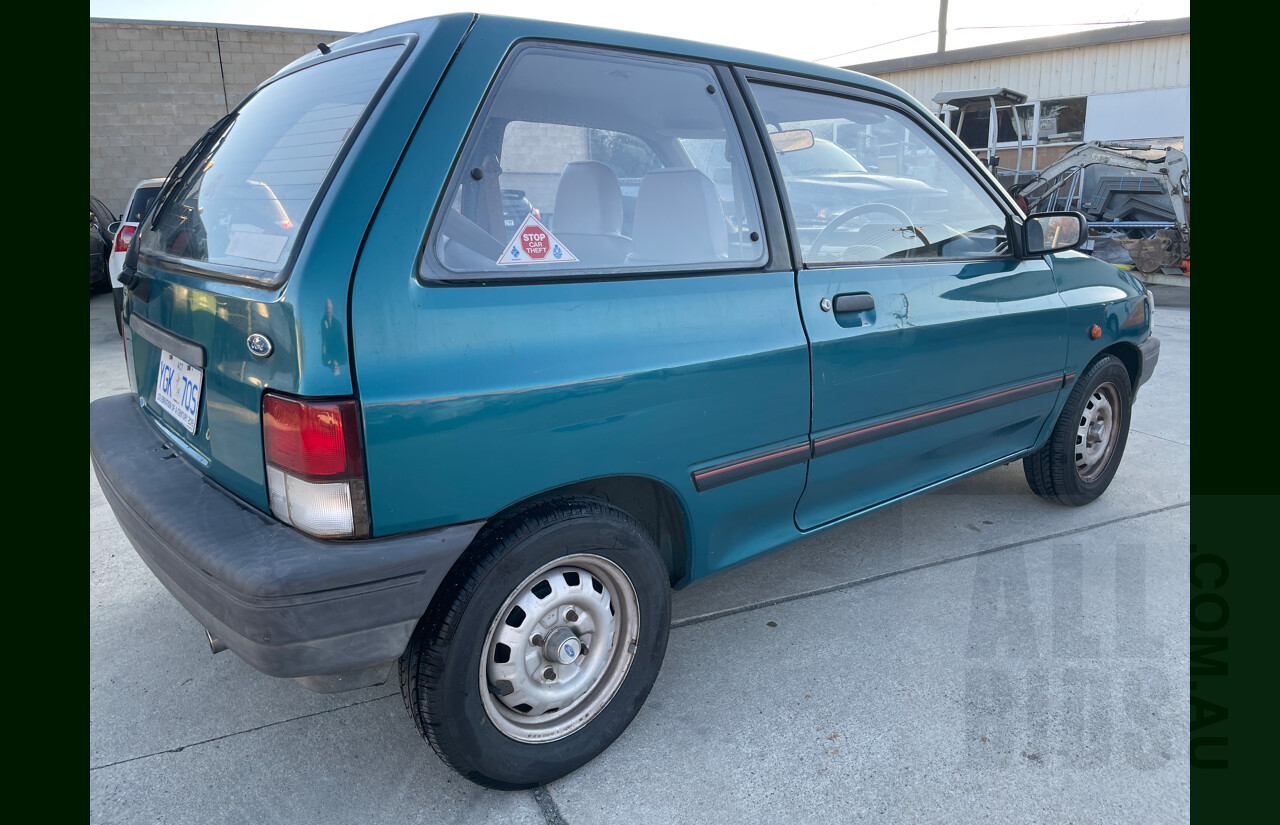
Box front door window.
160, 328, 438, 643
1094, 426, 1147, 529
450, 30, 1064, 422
749, 83, 1012, 266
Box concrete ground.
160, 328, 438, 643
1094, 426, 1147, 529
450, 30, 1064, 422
90, 290, 1190, 824
1147, 283, 1190, 310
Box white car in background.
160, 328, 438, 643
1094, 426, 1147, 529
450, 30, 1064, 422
108, 178, 165, 334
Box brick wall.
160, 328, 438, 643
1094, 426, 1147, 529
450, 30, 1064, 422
90, 20, 348, 216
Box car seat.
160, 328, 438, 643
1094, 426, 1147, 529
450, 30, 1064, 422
551, 161, 631, 266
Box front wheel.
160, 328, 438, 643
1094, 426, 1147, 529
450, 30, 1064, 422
399, 497, 671, 789
1024, 354, 1133, 505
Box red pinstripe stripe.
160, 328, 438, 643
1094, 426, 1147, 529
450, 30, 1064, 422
814, 376, 1064, 450
694, 443, 810, 480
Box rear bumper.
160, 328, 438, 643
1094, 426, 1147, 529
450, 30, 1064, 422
90, 393, 484, 692
1137, 335, 1161, 391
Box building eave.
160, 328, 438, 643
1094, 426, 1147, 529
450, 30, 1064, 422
846, 17, 1190, 75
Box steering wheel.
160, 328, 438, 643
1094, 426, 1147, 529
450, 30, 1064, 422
807, 202, 929, 260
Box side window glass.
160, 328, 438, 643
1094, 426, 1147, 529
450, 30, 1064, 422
430, 46, 765, 277
748, 83, 1011, 266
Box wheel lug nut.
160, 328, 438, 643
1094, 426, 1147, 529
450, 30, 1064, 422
531, 634, 544, 647
566, 609, 579, 622
543, 667, 556, 681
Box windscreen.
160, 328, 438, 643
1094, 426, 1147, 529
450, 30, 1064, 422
138, 45, 403, 276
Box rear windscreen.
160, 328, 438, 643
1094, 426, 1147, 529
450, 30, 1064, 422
138, 45, 403, 277
127, 187, 160, 224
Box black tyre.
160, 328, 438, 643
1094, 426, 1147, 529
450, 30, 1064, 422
399, 496, 671, 789
1024, 354, 1133, 505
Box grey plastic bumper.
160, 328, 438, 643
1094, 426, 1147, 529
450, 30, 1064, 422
1138, 335, 1161, 391
90, 393, 483, 692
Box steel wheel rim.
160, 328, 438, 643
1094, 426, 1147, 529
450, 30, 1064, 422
1075, 380, 1122, 482
480, 553, 640, 743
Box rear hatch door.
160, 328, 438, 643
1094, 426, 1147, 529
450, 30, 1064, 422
122, 17, 471, 512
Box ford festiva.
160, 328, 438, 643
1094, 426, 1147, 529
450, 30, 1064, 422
89, 14, 1159, 789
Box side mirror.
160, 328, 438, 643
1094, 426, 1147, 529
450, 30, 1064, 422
1016, 211, 1087, 257
108, 221, 122, 236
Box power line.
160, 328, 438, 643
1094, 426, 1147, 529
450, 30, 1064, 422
813, 20, 1149, 63
813, 30, 935, 62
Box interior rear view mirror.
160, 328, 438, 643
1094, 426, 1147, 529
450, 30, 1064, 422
770, 129, 814, 153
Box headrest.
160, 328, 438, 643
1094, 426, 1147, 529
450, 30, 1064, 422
629, 168, 727, 264
553, 161, 624, 236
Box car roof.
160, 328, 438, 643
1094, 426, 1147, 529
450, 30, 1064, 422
270, 13, 911, 109
133, 178, 166, 191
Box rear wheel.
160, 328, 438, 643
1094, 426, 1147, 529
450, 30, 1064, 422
399, 497, 670, 789
1024, 354, 1133, 505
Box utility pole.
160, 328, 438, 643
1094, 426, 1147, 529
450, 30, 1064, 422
938, 0, 949, 52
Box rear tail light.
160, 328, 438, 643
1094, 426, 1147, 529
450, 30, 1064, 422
263, 393, 370, 538
114, 224, 137, 253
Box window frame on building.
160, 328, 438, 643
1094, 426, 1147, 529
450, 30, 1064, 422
938, 97, 1089, 152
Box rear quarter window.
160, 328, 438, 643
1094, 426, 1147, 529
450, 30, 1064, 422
127, 187, 161, 224
427, 44, 767, 279
138, 45, 403, 280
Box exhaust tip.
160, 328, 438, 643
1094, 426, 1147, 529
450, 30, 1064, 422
205, 629, 228, 654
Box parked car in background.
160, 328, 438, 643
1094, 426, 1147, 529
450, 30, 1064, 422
501, 188, 539, 231
90, 196, 115, 293
771, 137, 949, 241
90, 14, 1160, 790
107, 179, 166, 335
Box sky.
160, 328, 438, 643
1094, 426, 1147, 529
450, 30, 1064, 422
88, 1, 1190, 66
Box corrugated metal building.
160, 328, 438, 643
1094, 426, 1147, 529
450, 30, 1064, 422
847, 18, 1190, 173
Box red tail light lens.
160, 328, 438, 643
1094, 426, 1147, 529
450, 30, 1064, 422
263, 395, 362, 478
114, 224, 137, 253
263, 393, 370, 538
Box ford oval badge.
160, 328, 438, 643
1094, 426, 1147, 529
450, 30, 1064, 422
247, 334, 273, 358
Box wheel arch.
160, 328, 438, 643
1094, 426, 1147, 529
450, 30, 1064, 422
538, 475, 691, 589
1096, 340, 1143, 393
429, 475, 692, 606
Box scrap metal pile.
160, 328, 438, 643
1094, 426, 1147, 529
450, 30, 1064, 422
1007, 141, 1190, 274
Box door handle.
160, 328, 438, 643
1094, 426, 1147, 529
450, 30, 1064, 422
833, 293, 875, 313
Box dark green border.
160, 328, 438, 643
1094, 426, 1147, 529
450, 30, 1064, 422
1190, 496, 1274, 815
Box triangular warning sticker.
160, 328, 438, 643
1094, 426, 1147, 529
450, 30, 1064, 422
496, 214, 578, 265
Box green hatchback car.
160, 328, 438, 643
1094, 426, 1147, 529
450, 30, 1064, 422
90, 13, 1160, 788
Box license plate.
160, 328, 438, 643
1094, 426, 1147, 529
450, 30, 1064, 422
154, 350, 203, 434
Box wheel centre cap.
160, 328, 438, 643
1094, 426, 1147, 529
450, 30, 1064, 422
544, 627, 582, 664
